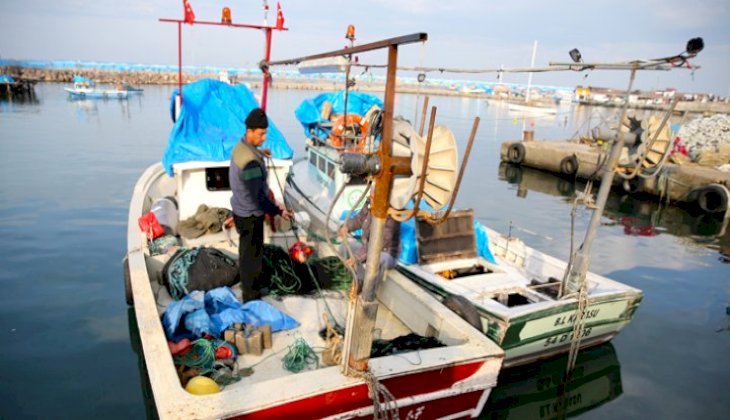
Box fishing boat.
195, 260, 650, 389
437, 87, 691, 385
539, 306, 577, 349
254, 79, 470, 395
286, 95, 642, 367
396, 209, 642, 367
506, 98, 558, 115
121, 82, 144, 94
64, 75, 129, 99
286, 37, 705, 368
124, 7, 503, 417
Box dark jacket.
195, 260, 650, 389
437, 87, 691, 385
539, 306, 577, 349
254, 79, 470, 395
229, 140, 281, 217
344, 199, 401, 263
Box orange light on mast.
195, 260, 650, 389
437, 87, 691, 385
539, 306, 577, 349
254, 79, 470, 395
346, 24, 356, 41
221, 7, 232, 24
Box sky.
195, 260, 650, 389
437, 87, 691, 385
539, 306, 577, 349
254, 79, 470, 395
1, 0, 729, 96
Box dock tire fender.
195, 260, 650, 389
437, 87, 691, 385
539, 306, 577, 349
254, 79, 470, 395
507, 143, 526, 164
696, 184, 729, 214
123, 255, 134, 306
559, 155, 579, 176
443, 295, 482, 331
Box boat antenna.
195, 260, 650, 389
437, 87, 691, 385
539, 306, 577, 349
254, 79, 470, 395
159, 1, 288, 113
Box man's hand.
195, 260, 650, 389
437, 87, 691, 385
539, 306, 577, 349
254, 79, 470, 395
280, 209, 293, 221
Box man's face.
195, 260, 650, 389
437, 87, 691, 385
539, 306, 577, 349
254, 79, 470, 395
247, 128, 267, 147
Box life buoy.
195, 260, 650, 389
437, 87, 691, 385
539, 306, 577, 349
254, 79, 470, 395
443, 295, 482, 331
507, 142, 526, 164
559, 155, 579, 176
329, 114, 369, 150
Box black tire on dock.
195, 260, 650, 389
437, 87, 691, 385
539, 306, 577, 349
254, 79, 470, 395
697, 184, 729, 214
123, 255, 134, 306
507, 143, 526, 164
443, 295, 482, 331
559, 155, 579, 176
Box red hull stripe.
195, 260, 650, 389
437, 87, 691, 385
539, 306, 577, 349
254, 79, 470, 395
227, 361, 485, 419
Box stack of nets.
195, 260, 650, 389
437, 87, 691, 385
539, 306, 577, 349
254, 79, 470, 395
261, 244, 353, 296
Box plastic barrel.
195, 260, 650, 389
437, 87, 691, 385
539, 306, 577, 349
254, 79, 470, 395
150, 197, 179, 235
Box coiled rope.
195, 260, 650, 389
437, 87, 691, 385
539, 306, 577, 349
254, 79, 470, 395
166, 247, 197, 300
282, 337, 319, 373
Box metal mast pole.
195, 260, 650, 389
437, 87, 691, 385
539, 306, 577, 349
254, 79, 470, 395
563, 67, 638, 295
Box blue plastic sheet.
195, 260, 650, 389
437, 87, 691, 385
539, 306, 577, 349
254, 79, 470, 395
294, 91, 383, 140
0, 75, 15, 83
161, 79, 293, 175
162, 287, 299, 340
398, 216, 496, 265
72, 75, 94, 85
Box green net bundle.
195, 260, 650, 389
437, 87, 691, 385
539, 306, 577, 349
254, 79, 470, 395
261, 244, 353, 295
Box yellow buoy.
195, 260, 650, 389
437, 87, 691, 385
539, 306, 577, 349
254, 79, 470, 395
185, 376, 220, 395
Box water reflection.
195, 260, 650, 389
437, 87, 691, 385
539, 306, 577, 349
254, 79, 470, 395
127, 308, 159, 420
0, 90, 40, 110
498, 163, 730, 246
481, 343, 622, 419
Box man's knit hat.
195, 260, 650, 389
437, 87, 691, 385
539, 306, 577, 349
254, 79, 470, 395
245, 108, 269, 129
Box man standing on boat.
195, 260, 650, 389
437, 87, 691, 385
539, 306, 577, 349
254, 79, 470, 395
230, 107, 293, 302
338, 191, 401, 292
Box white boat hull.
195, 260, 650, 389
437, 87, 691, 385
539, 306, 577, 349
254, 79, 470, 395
125, 161, 503, 419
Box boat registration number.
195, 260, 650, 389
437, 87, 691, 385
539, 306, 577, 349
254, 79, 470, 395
543, 327, 592, 347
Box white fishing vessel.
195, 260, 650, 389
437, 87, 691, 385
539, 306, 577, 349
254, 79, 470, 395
124, 9, 503, 417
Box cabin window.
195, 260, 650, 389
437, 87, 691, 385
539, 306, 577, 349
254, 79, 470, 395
205, 167, 230, 191
327, 161, 335, 179
317, 155, 326, 174
309, 152, 317, 166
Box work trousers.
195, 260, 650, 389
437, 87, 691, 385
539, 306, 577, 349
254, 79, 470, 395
234, 214, 264, 302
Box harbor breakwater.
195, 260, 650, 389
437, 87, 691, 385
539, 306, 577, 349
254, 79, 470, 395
3, 61, 729, 113
0, 63, 482, 97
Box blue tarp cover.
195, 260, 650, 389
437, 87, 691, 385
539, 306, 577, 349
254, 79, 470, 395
162, 287, 299, 340
0, 75, 15, 83
72, 75, 94, 85
294, 91, 383, 140
162, 79, 293, 175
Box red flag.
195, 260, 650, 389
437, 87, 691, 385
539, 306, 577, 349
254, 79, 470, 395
275, 2, 285, 29
183, 0, 195, 24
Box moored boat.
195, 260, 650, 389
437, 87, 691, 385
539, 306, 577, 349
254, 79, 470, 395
65, 75, 129, 99
124, 9, 504, 417
126, 157, 503, 418
285, 94, 642, 367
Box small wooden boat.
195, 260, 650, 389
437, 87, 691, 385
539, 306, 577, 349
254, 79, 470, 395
65, 75, 128, 99
397, 209, 642, 367
125, 160, 503, 419
506, 99, 558, 114
65, 86, 129, 99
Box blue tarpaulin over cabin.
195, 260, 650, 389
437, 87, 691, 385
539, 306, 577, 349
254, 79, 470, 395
294, 91, 383, 140
72, 75, 95, 86
161, 79, 293, 175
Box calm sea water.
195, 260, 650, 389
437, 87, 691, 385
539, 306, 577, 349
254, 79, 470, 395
0, 83, 728, 419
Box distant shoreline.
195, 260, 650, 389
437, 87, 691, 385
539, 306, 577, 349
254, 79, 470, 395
3, 63, 729, 114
